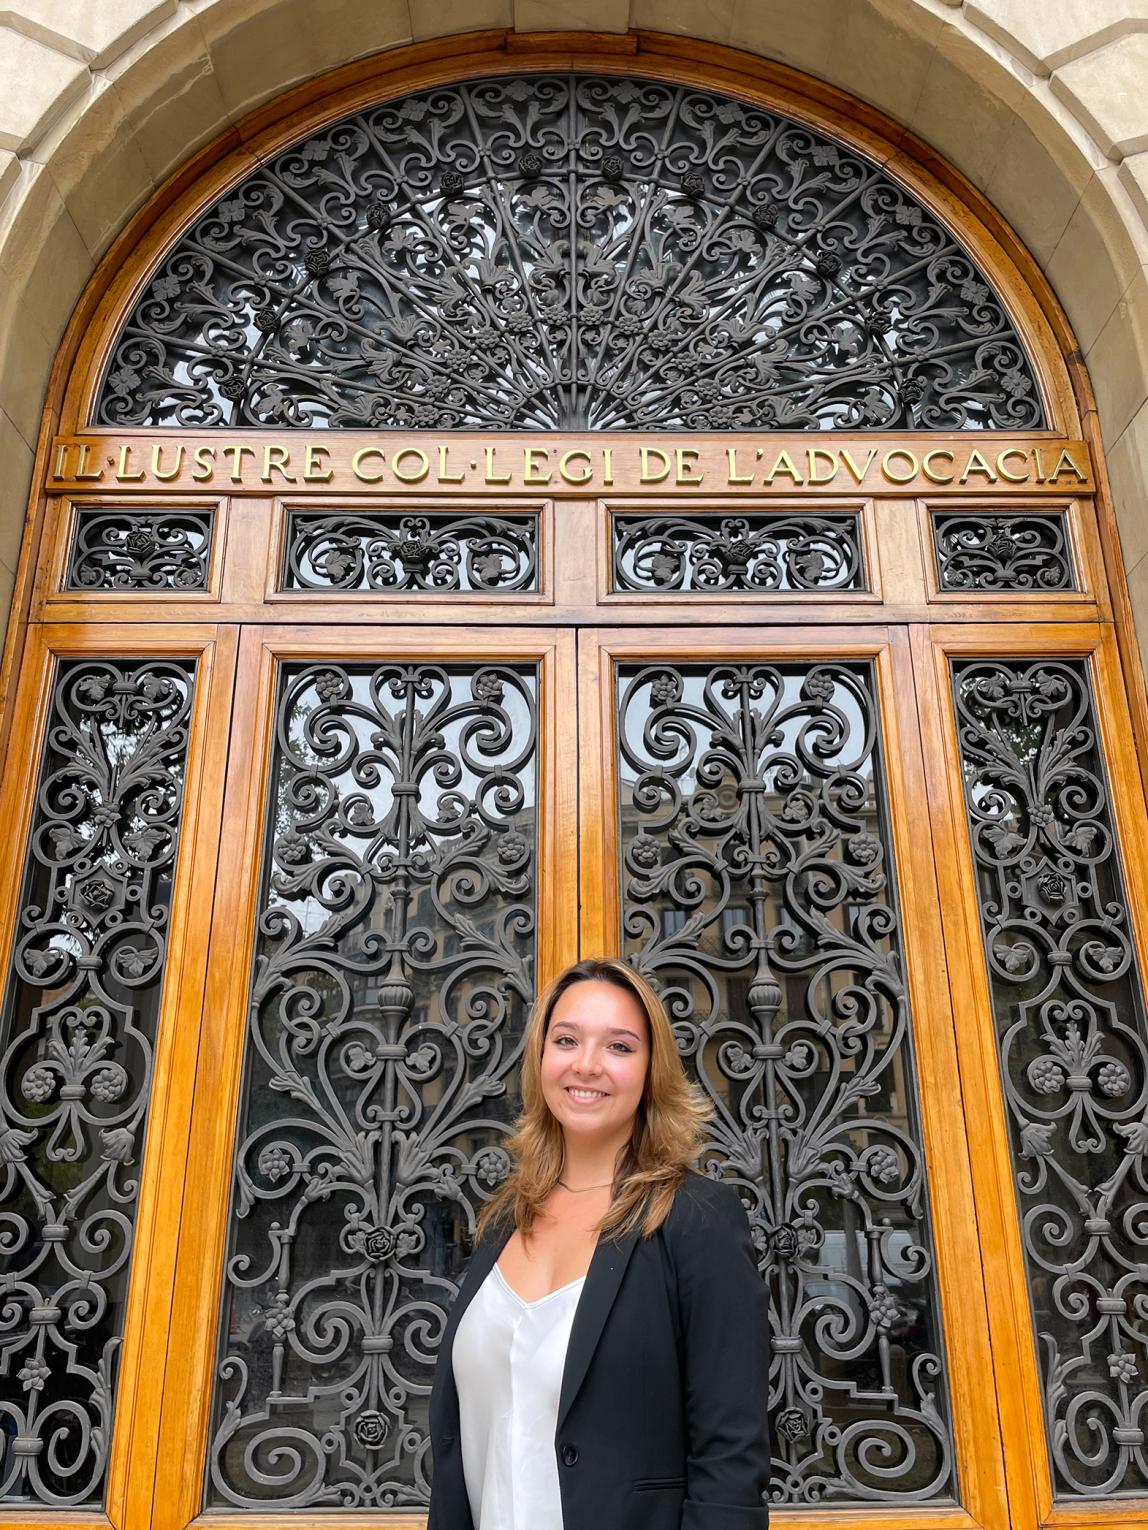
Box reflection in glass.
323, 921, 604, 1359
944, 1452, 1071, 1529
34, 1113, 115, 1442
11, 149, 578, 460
617, 661, 955, 1504
954, 658, 1148, 1497
208, 661, 538, 1510
0, 659, 195, 1507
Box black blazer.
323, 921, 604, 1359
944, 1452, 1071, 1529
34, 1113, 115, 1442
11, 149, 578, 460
428, 1171, 771, 1529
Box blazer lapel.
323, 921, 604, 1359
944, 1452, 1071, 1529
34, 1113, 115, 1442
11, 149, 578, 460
556, 1224, 642, 1432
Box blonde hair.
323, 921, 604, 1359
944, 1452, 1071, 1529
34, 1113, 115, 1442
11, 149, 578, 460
474, 958, 713, 1244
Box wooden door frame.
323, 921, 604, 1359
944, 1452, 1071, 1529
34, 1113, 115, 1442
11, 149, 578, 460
149, 624, 578, 1530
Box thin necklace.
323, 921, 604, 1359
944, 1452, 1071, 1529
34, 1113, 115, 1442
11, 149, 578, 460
558, 1178, 614, 1192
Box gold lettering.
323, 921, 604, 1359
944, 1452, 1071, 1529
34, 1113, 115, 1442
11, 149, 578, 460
922, 449, 954, 485
116, 444, 145, 482
840, 447, 877, 486
523, 447, 551, 485
1033, 447, 1047, 484
53, 442, 69, 480
191, 445, 215, 483
726, 447, 755, 485
222, 445, 255, 483
559, 448, 593, 485
881, 449, 918, 484
1050, 448, 1088, 483
807, 448, 838, 486
151, 444, 184, 482
996, 448, 1029, 484
959, 449, 998, 485
640, 447, 671, 485
75, 443, 104, 482
764, 449, 803, 486
352, 447, 386, 483
602, 447, 614, 486
393, 448, 429, 484
437, 445, 465, 484
484, 445, 511, 485
675, 448, 703, 485
261, 444, 295, 483
304, 444, 333, 483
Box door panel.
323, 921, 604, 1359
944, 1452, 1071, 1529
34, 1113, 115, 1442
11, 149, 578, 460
579, 627, 1008, 1530
153, 627, 577, 1530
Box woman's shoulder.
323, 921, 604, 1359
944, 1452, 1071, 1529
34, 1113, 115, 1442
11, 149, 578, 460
665, 1168, 753, 1234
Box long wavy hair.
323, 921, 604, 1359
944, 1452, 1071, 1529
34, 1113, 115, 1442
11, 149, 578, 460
474, 958, 713, 1244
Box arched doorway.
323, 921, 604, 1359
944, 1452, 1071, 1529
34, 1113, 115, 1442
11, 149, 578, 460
2, 38, 1146, 1530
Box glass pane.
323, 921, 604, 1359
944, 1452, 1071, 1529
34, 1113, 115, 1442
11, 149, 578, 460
208, 660, 538, 1510
95, 76, 1043, 433
616, 660, 956, 1505
613, 512, 865, 593
932, 512, 1075, 593
282, 510, 539, 593
0, 658, 196, 1507
953, 657, 1148, 1497
66, 508, 213, 591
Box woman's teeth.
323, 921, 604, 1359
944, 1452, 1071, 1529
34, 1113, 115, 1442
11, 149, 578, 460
567, 1087, 606, 1101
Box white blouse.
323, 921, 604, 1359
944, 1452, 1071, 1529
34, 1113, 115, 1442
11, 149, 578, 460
452, 1260, 587, 1529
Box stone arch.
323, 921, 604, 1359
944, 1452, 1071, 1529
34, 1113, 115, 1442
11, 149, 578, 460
1, 2, 1147, 662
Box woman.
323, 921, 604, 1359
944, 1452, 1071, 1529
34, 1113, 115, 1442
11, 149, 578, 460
428, 957, 771, 1529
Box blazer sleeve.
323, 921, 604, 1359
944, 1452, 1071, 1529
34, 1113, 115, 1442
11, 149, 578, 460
671, 1176, 771, 1529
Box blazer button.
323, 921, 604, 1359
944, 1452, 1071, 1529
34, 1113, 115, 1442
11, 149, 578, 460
560, 1442, 579, 1467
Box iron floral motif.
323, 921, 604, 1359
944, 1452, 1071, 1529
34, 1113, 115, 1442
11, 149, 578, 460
96, 76, 1042, 432
954, 659, 1148, 1497
613, 512, 864, 592
208, 661, 537, 1509
282, 510, 538, 592
0, 659, 195, 1507
617, 662, 954, 1504
66, 509, 213, 591
932, 513, 1074, 593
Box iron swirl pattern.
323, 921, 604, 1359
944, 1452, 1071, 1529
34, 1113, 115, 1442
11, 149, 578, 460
616, 661, 954, 1504
65, 509, 213, 592
612, 512, 864, 592
954, 659, 1148, 1497
96, 74, 1042, 432
0, 659, 195, 1507
932, 512, 1074, 593
282, 509, 538, 592
207, 661, 538, 1509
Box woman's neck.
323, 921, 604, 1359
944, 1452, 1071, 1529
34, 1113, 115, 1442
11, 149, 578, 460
559, 1130, 629, 1189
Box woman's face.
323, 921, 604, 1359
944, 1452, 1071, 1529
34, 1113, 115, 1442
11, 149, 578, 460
540, 979, 651, 1145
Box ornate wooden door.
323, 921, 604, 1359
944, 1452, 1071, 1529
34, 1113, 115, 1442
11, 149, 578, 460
2, 43, 1147, 1530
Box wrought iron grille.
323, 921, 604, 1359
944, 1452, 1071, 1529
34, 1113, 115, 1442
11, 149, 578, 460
65, 508, 213, 592
932, 512, 1074, 593
953, 658, 1148, 1497
616, 661, 955, 1504
95, 75, 1043, 432
282, 510, 539, 592
0, 658, 196, 1507
208, 660, 538, 1510
612, 511, 864, 592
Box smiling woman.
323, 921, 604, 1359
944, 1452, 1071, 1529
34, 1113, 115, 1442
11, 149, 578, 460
427, 957, 772, 1530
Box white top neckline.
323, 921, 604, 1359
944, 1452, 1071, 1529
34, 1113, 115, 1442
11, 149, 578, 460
492, 1261, 588, 1308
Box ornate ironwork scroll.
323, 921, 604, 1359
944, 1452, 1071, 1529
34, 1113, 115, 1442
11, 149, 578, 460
613, 512, 864, 592
617, 661, 954, 1504
0, 658, 195, 1507
282, 510, 538, 593
953, 658, 1148, 1497
65, 509, 213, 592
208, 660, 538, 1509
932, 513, 1074, 593
95, 75, 1043, 432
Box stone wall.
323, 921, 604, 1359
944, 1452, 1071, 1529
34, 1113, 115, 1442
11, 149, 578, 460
2, 0, 1148, 665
